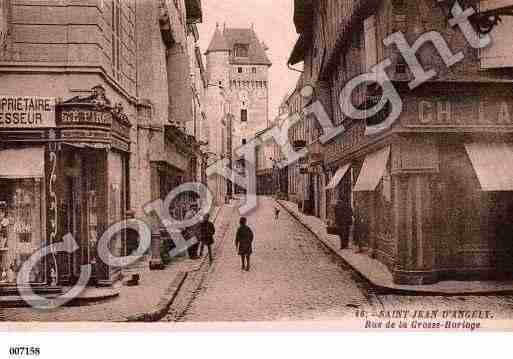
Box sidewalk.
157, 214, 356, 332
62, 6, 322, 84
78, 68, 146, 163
3, 205, 229, 322
277, 200, 513, 296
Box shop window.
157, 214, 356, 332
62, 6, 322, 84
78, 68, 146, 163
0, 178, 45, 284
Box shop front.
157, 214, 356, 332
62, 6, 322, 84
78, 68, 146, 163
326, 82, 513, 285
0, 85, 131, 290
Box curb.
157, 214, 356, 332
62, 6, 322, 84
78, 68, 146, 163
125, 271, 188, 322
127, 204, 235, 322
276, 199, 513, 297
0, 286, 121, 309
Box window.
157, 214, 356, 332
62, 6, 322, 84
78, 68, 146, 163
480, 8, 513, 68
252, 67, 257, 74
234, 43, 249, 57
111, 0, 122, 79
242, 139, 247, 145
0, 0, 8, 50
238, 67, 243, 74
241, 109, 248, 122
0, 178, 45, 284
364, 15, 378, 73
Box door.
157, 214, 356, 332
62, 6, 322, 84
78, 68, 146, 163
64, 174, 82, 278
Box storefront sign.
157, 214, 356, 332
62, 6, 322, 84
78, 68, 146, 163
58, 108, 112, 128
0, 97, 55, 128
414, 99, 513, 126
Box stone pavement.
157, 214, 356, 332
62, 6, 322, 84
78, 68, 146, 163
1, 206, 228, 322
177, 197, 369, 322
277, 200, 513, 295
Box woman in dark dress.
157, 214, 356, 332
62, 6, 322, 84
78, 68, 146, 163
235, 217, 254, 271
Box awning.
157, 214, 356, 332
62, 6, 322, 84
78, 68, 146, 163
326, 164, 350, 190
0, 146, 45, 178
354, 146, 390, 192
465, 142, 513, 191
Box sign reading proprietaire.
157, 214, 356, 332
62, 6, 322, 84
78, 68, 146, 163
0, 97, 55, 128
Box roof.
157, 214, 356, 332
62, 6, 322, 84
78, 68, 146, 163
206, 25, 230, 53
223, 28, 272, 66
205, 26, 272, 66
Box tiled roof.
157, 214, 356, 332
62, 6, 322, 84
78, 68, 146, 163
223, 27, 272, 66
206, 26, 230, 53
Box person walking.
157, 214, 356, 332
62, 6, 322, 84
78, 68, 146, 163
335, 200, 353, 250
274, 206, 280, 220
199, 214, 216, 263
235, 217, 254, 271
352, 204, 363, 253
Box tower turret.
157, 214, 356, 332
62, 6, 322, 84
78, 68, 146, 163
205, 23, 230, 88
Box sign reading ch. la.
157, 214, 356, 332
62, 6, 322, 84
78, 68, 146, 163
0, 97, 56, 128
413, 98, 513, 126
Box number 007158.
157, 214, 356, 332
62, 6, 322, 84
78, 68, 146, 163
9, 347, 40, 356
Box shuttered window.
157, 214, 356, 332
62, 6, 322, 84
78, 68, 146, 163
480, 0, 513, 68
364, 15, 378, 73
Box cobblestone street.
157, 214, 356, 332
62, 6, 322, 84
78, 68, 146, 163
172, 197, 513, 325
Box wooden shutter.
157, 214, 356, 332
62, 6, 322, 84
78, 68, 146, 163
480, 0, 513, 68
364, 15, 378, 72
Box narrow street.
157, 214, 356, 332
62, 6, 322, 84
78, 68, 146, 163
174, 197, 369, 322
171, 197, 513, 323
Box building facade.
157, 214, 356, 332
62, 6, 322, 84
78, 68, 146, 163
0, 0, 205, 289
288, 0, 513, 285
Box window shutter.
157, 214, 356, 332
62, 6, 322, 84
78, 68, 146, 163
480, 1, 513, 68
364, 15, 378, 73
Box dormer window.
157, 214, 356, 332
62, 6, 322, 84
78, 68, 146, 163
234, 43, 249, 57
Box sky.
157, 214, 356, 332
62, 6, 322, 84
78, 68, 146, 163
197, 0, 302, 119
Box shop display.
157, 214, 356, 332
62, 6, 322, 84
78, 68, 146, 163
0, 179, 43, 284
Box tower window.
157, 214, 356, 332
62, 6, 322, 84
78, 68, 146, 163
241, 109, 248, 122
238, 67, 243, 73
234, 43, 249, 57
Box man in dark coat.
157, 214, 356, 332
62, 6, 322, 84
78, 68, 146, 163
235, 217, 254, 271
335, 201, 353, 250
199, 214, 216, 263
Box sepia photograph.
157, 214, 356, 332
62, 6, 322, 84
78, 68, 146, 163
2, 0, 513, 356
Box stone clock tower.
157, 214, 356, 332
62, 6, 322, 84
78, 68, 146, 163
205, 24, 272, 154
